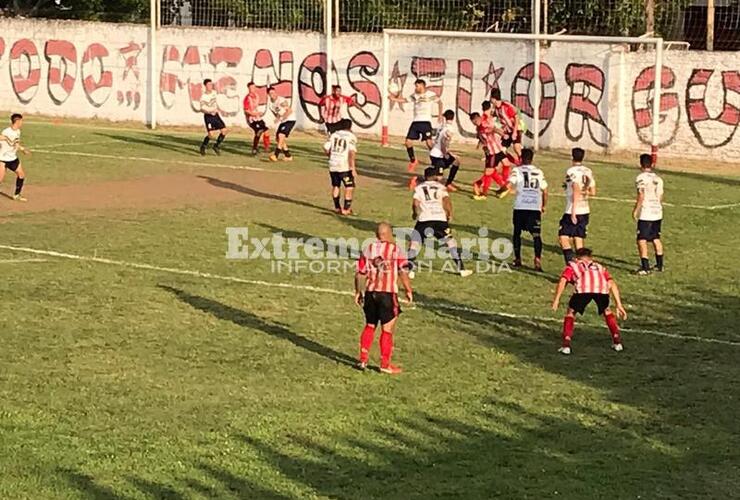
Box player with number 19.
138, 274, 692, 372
323, 121, 358, 215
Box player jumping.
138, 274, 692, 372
469, 110, 510, 200
243, 82, 270, 155
267, 86, 297, 162
355, 222, 413, 374
558, 148, 596, 264
633, 153, 665, 275
388, 79, 443, 172
320, 85, 355, 135
408, 167, 472, 278
551, 247, 627, 355
324, 121, 358, 215
490, 88, 523, 162
199, 79, 227, 156
504, 148, 548, 271
428, 109, 460, 191
0, 113, 30, 202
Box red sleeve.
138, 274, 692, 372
243, 96, 250, 111
603, 268, 612, 281
561, 266, 575, 282
357, 253, 368, 274
395, 247, 409, 270
318, 96, 327, 106
344, 95, 355, 105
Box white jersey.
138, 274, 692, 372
200, 90, 218, 114
269, 96, 296, 122
409, 90, 439, 122
636, 171, 664, 221
0, 127, 20, 162
413, 180, 449, 222
324, 130, 357, 173
564, 165, 596, 215
508, 164, 548, 211
430, 121, 454, 158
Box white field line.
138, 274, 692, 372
0, 243, 737, 348
0, 258, 48, 264
547, 192, 740, 211
31, 149, 288, 173
35, 140, 111, 149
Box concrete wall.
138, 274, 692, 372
0, 19, 737, 160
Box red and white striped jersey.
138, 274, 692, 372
320, 95, 354, 124
243, 93, 261, 123
494, 101, 519, 133
561, 260, 612, 295
477, 117, 503, 154
357, 240, 408, 294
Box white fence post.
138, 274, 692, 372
149, 0, 158, 129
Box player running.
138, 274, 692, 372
388, 79, 443, 172
355, 222, 413, 374
558, 148, 596, 264
632, 153, 665, 275
267, 86, 297, 162
0, 113, 30, 202
490, 88, 523, 162
428, 109, 460, 191
408, 167, 472, 278
199, 79, 228, 156
320, 85, 354, 135
551, 247, 627, 355
243, 82, 270, 155
504, 148, 548, 271
323, 121, 358, 215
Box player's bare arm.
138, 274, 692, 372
349, 150, 358, 178
542, 188, 548, 214
571, 184, 580, 224
437, 99, 444, 122
442, 196, 453, 221
632, 191, 644, 220
354, 272, 366, 305
412, 199, 420, 220
399, 269, 413, 304
609, 279, 628, 319
551, 277, 569, 310
388, 94, 408, 103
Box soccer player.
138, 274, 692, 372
388, 79, 443, 172
0, 113, 30, 202
490, 88, 523, 161
469, 111, 507, 200
551, 247, 627, 355
323, 121, 358, 215
199, 79, 227, 156
267, 86, 297, 162
408, 166, 472, 278
355, 222, 413, 374
558, 148, 596, 264
632, 153, 665, 275
320, 85, 354, 135
243, 82, 270, 155
504, 148, 548, 271
429, 109, 460, 191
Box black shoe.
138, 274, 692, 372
213, 145, 221, 156
251, 148, 259, 156
512, 259, 522, 269
199, 146, 206, 156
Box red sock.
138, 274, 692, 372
500, 164, 511, 184
562, 316, 575, 347
605, 313, 622, 344
263, 133, 271, 150
379, 330, 393, 367
359, 325, 375, 363
490, 169, 505, 188
481, 173, 496, 194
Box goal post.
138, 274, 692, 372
381, 29, 665, 163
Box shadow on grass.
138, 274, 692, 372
159, 285, 356, 367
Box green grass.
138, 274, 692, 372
0, 118, 738, 499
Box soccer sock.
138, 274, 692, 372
533, 235, 543, 259
252, 135, 260, 151
448, 244, 464, 271
446, 165, 459, 185
284, 149, 292, 158
640, 257, 650, 271
343, 198, 353, 210
513, 230, 522, 261
273, 147, 282, 158
359, 325, 375, 363
562, 316, 575, 348
656, 254, 664, 270
215, 133, 225, 146
563, 248, 575, 264
406, 146, 415, 162
333, 196, 341, 209
379, 330, 393, 366
490, 169, 505, 188
481, 173, 494, 194
15, 177, 24, 195
501, 164, 511, 183
605, 313, 622, 344
201, 136, 210, 148
263, 133, 271, 150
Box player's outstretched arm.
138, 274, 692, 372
609, 280, 628, 319
388, 94, 407, 103
551, 277, 568, 311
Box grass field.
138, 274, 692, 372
0, 117, 738, 500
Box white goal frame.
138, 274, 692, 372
381, 29, 665, 160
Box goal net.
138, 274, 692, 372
381, 30, 665, 160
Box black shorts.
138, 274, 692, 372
204, 114, 226, 131
569, 293, 610, 315
329, 171, 355, 188
363, 291, 401, 325
406, 121, 433, 141
326, 119, 352, 134
413, 220, 451, 242
637, 219, 662, 242
491, 152, 507, 168
558, 214, 590, 239
501, 130, 522, 148
277, 120, 296, 137
3, 158, 20, 172
431, 154, 456, 169
513, 210, 542, 234
248, 120, 267, 133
